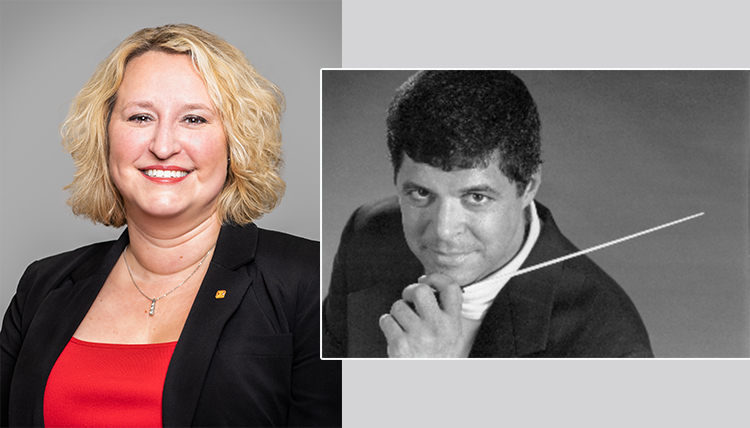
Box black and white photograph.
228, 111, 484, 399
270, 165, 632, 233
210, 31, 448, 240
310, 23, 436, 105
322, 70, 747, 359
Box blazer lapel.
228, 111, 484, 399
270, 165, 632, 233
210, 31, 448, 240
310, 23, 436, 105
162, 224, 258, 427
469, 203, 576, 358
10, 233, 126, 425
469, 263, 560, 358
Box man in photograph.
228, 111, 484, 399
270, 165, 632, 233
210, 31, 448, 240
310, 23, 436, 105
322, 71, 653, 358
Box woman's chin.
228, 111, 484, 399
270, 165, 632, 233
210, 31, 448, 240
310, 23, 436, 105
129, 200, 219, 224
128, 202, 191, 221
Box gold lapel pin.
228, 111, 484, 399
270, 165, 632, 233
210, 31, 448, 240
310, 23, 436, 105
215, 290, 227, 299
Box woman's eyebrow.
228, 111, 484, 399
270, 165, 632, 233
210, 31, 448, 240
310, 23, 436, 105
120, 101, 213, 112
182, 103, 214, 112
122, 101, 155, 110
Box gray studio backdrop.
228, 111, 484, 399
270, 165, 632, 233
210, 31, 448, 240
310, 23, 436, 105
322, 70, 749, 358
0, 1, 340, 315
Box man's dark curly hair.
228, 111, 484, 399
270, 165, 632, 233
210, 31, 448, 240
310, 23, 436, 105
386, 71, 542, 195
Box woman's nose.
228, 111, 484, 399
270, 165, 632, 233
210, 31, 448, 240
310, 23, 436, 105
149, 122, 181, 159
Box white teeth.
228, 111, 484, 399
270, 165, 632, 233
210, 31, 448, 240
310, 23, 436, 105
142, 169, 188, 178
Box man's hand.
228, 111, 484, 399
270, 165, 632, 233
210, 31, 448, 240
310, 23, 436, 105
378, 273, 464, 358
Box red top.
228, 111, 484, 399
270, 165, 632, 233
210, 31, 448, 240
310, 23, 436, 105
44, 337, 177, 428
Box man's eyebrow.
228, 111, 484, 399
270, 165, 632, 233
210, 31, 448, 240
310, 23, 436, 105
459, 184, 501, 195
400, 181, 502, 196
399, 180, 431, 191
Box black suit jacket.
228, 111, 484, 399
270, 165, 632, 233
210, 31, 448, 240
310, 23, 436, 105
323, 197, 653, 358
1, 224, 342, 427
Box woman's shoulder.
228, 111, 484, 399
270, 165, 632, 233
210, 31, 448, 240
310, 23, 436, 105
219, 224, 317, 260
11, 240, 118, 317
256, 228, 318, 260
249, 227, 319, 285
22, 240, 116, 283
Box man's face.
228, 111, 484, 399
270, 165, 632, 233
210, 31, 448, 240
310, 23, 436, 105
396, 153, 539, 287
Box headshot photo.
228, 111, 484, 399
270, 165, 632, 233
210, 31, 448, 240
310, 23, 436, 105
322, 70, 748, 359
0, 2, 342, 427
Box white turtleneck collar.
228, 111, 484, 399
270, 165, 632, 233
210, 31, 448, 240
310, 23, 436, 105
460, 200, 541, 321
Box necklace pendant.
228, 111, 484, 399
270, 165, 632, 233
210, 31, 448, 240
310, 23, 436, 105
149, 299, 156, 316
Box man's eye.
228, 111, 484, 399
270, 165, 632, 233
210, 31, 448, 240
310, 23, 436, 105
405, 188, 431, 206
465, 193, 490, 206
410, 189, 430, 200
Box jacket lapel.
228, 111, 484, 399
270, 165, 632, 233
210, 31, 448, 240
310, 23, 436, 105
469, 263, 560, 358
11, 233, 126, 425
469, 203, 578, 358
162, 224, 258, 427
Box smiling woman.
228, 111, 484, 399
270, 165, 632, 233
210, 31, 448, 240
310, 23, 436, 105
1, 24, 341, 427
108, 52, 229, 227
61, 25, 285, 229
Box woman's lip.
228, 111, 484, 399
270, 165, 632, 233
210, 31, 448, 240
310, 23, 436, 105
139, 165, 190, 171
139, 167, 191, 183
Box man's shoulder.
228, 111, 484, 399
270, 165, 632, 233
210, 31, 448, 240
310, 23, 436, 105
534, 205, 639, 303
338, 195, 411, 256
336, 195, 421, 285
526, 204, 653, 356
552, 257, 653, 357
347, 195, 402, 237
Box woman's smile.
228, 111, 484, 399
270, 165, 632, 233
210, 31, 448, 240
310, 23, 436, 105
139, 166, 191, 182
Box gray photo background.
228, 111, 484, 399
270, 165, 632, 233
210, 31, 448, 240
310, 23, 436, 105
0, 1, 341, 315
322, 70, 749, 358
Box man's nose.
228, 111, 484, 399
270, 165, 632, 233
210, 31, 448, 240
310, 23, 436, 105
149, 122, 181, 159
430, 200, 465, 241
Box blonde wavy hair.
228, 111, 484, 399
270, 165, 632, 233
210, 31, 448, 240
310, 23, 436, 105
61, 24, 285, 227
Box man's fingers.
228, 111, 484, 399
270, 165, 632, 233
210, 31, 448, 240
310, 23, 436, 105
384, 274, 465, 358
379, 313, 403, 340
380, 311, 418, 358
416, 273, 463, 317
419, 273, 455, 292
436, 284, 462, 317
402, 283, 440, 317
388, 299, 420, 331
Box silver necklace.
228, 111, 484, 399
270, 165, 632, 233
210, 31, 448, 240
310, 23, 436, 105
124, 242, 216, 316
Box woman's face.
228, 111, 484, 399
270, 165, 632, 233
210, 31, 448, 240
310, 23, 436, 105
108, 51, 227, 225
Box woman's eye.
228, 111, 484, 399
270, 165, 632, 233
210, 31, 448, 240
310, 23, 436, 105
128, 114, 152, 123
184, 115, 207, 124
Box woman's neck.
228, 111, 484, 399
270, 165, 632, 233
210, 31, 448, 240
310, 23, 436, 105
124, 211, 223, 278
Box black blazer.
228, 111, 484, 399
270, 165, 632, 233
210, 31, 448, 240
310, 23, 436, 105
323, 196, 653, 358
1, 224, 342, 427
